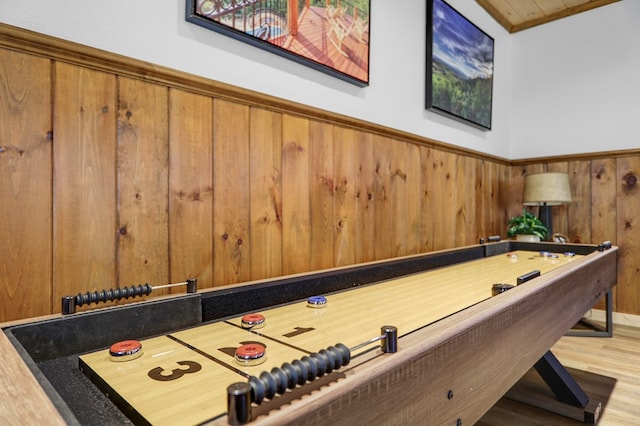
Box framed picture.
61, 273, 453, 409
186, 0, 371, 87
426, 0, 494, 130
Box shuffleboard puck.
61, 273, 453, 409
307, 295, 327, 309
241, 313, 266, 329
235, 343, 266, 367
109, 340, 143, 362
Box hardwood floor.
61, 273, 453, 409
478, 324, 640, 425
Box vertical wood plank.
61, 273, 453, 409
590, 158, 617, 310
116, 77, 169, 292
547, 162, 569, 237
309, 121, 334, 270
333, 125, 356, 266
475, 159, 488, 242
53, 62, 117, 310
213, 99, 251, 286
169, 89, 214, 288
481, 160, 504, 242
616, 156, 640, 314
355, 131, 375, 263
432, 150, 456, 250
494, 163, 509, 238
456, 156, 475, 246
373, 135, 393, 259
420, 146, 435, 252
281, 114, 310, 275
567, 160, 591, 243
389, 140, 407, 257
0, 50, 51, 321
508, 165, 527, 220
249, 107, 282, 280
486, 161, 507, 239
591, 159, 617, 244
405, 142, 421, 255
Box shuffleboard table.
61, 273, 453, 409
0, 240, 617, 425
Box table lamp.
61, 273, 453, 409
523, 172, 572, 239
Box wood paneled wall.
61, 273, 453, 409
509, 157, 640, 315
0, 25, 637, 322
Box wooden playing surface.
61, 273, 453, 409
79, 250, 582, 425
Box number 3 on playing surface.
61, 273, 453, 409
147, 360, 202, 381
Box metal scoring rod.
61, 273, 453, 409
61, 278, 197, 315
227, 325, 398, 425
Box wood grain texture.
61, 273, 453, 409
213, 99, 251, 285
80, 327, 245, 426
0, 50, 52, 320
495, 162, 510, 234
281, 114, 311, 275
79, 249, 586, 425
333, 125, 356, 266
480, 324, 640, 425
389, 139, 408, 257
477, 0, 621, 33
591, 159, 617, 244
373, 134, 393, 259
169, 89, 214, 288
567, 160, 591, 243
405, 142, 422, 255
419, 146, 435, 252
616, 156, 640, 314
475, 159, 488, 240
117, 77, 169, 293
487, 161, 507, 238
0, 332, 65, 425
3, 28, 640, 324
354, 130, 375, 263
309, 120, 334, 270
455, 155, 475, 246
431, 149, 456, 250
236, 248, 617, 425
0, 23, 510, 164
53, 62, 117, 312
590, 158, 617, 310
249, 107, 283, 280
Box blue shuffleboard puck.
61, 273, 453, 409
307, 296, 327, 309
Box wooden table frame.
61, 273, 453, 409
0, 241, 617, 425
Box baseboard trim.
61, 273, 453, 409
587, 309, 640, 328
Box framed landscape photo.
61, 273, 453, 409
426, 0, 494, 130
186, 0, 371, 87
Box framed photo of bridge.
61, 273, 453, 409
426, 0, 494, 130
186, 0, 371, 87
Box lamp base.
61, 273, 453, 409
539, 205, 552, 240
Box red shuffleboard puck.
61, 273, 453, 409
109, 340, 143, 362
234, 343, 266, 367
241, 313, 266, 329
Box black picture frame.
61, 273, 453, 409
186, 0, 371, 87
426, 0, 494, 130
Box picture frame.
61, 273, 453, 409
186, 0, 371, 87
426, 0, 494, 130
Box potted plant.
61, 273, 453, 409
507, 210, 549, 242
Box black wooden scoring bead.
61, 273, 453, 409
74, 283, 152, 307
248, 344, 350, 405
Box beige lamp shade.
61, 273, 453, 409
523, 172, 572, 206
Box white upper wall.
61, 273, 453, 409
0, 0, 512, 158
1, 1, 634, 160
509, 0, 639, 159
